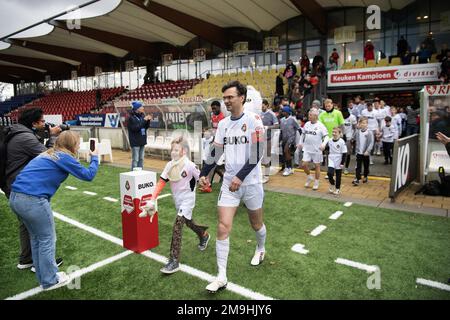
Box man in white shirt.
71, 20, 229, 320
199, 81, 267, 293
361, 102, 379, 164
297, 109, 329, 190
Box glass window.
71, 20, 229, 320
288, 42, 302, 63
345, 32, 364, 63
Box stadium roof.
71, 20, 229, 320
0, 0, 414, 84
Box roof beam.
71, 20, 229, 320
127, 0, 229, 49
289, 0, 327, 35
0, 74, 21, 84
0, 66, 45, 82
0, 53, 72, 74
6, 39, 111, 69
49, 20, 169, 59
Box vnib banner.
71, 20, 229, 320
105, 113, 120, 128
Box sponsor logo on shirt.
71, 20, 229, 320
181, 170, 187, 178
224, 136, 249, 145
241, 123, 247, 132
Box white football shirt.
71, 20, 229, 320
300, 121, 329, 154
214, 111, 265, 186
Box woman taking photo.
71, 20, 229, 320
9, 131, 99, 290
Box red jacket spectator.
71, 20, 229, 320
364, 41, 375, 62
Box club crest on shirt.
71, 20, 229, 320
181, 170, 187, 178
241, 124, 247, 132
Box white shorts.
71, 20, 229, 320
218, 183, 264, 211
175, 196, 195, 220
328, 155, 343, 169
302, 152, 323, 164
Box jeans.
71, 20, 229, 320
131, 146, 145, 170
355, 154, 370, 180
406, 124, 419, 136
9, 191, 58, 289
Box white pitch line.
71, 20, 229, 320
157, 193, 171, 199
291, 244, 309, 255
5, 250, 133, 300
65, 186, 77, 190
416, 278, 450, 292
52, 210, 273, 300
335, 258, 378, 273
344, 202, 353, 207
329, 211, 344, 220
83, 191, 97, 196
310, 225, 327, 237
103, 197, 118, 203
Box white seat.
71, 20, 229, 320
78, 137, 90, 161
163, 136, 173, 150
428, 151, 450, 173
152, 136, 165, 150
99, 139, 113, 163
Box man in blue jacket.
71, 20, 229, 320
127, 101, 152, 170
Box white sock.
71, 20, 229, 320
255, 224, 266, 252
216, 238, 229, 283
309, 174, 314, 179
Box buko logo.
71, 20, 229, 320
138, 182, 154, 190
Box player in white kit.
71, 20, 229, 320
298, 109, 329, 190
325, 127, 348, 195
139, 136, 210, 274
199, 81, 266, 293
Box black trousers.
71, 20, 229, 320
382, 141, 394, 163
355, 154, 370, 180
327, 167, 342, 189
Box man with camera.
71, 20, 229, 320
3, 107, 64, 271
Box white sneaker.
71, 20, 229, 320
43, 272, 70, 291
328, 185, 335, 194
313, 180, 320, 190
206, 279, 227, 293
344, 169, 349, 175
370, 160, 374, 165
304, 176, 313, 188
282, 168, 290, 176
289, 168, 294, 175
376, 151, 381, 156
333, 189, 341, 195
262, 176, 269, 184
250, 249, 265, 266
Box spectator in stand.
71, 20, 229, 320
364, 40, 375, 63
439, 50, 450, 84
210, 100, 224, 133
300, 54, 310, 74
283, 59, 297, 90
95, 89, 102, 110
402, 50, 413, 65
397, 36, 409, 57
417, 43, 432, 63
423, 34, 437, 54
312, 52, 325, 75
329, 48, 339, 70
276, 71, 284, 97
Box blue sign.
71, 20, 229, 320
76, 114, 105, 126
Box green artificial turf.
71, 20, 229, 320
1, 164, 449, 300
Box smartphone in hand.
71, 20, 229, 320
90, 140, 96, 152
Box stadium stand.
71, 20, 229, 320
0, 93, 42, 116
120, 80, 201, 101
6, 87, 124, 122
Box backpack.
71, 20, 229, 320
438, 166, 450, 197
415, 180, 442, 196
0, 127, 28, 192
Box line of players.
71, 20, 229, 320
260, 96, 402, 193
